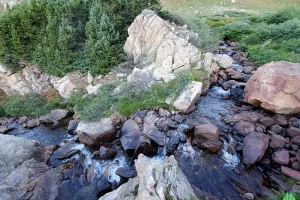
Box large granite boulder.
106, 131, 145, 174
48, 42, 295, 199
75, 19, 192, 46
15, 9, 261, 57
245, 61, 300, 114
39, 109, 69, 125
99, 154, 197, 200
0, 134, 61, 200
76, 118, 116, 149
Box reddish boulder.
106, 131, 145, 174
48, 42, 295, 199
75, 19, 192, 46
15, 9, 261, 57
243, 132, 269, 165
244, 61, 300, 114
192, 122, 222, 153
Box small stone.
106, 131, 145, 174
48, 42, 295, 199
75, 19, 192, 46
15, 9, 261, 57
259, 117, 275, 127
158, 108, 171, 118
270, 124, 283, 134
134, 117, 143, 125
290, 136, 300, 145
26, 119, 39, 128
68, 120, 80, 134
292, 162, 300, 171
233, 120, 254, 137
17, 116, 27, 124
274, 115, 288, 126
270, 134, 285, 149
292, 144, 299, 151
243, 66, 254, 74
296, 150, 300, 162
174, 115, 185, 123
243, 193, 254, 200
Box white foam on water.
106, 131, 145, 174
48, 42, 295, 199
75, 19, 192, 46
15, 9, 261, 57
211, 87, 231, 96
92, 156, 129, 183
221, 136, 240, 168
177, 142, 196, 159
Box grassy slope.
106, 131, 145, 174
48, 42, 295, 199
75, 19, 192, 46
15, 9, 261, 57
161, 0, 300, 17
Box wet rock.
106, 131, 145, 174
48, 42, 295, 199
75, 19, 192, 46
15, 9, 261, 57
67, 120, 80, 134
259, 117, 275, 128
270, 133, 286, 148
17, 116, 27, 124
174, 114, 185, 123
0, 125, 14, 134
100, 154, 197, 200
39, 109, 69, 125
120, 119, 142, 151
273, 150, 290, 165
97, 177, 112, 197
158, 108, 171, 118
270, 124, 283, 134
281, 166, 300, 181
100, 145, 117, 160
134, 135, 157, 158
173, 81, 202, 113
192, 122, 222, 153
25, 118, 39, 128
287, 126, 300, 137
76, 118, 116, 149
243, 132, 269, 165
233, 120, 255, 137
230, 86, 244, 101
143, 123, 165, 146
274, 115, 288, 126
115, 167, 137, 179
244, 61, 300, 114
167, 134, 180, 155
222, 80, 236, 90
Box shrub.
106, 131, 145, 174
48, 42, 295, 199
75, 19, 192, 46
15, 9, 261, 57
2, 93, 64, 117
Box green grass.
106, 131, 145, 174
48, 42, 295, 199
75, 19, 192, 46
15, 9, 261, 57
68, 69, 208, 121
161, 0, 300, 17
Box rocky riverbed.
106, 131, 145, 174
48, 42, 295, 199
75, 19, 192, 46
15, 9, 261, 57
1, 40, 299, 199
0, 9, 300, 200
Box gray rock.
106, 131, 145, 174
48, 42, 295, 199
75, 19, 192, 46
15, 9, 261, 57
158, 108, 171, 118
0, 125, 14, 134
0, 135, 59, 200
17, 116, 27, 124
100, 145, 117, 160
243, 132, 269, 165
76, 118, 116, 149
269, 124, 283, 134
259, 117, 275, 127
25, 118, 39, 128
127, 68, 155, 88
99, 154, 197, 200
143, 123, 165, 146
68, 120, 80, 134
120, 119, 142, 151
167, 134, 180, 155
173, 81, 202, 113
40, 109, 69, 125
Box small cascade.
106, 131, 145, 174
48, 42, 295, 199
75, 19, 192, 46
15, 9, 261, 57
221, 135, 240, 168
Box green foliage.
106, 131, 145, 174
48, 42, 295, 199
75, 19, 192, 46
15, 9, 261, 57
0, 0, 160, 76
283, 176, 298, 187
271, 190, 300, 200
68, 69, 207, 121
158, 11, 219, 52
216, 7, 300, 66
2, 93, 64, 117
